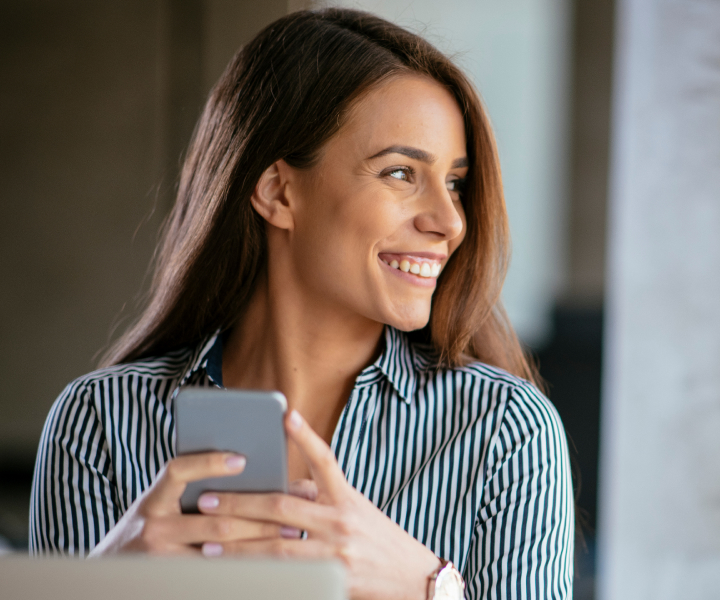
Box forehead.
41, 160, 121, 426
327, 75, 467, 159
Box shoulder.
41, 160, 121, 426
411, 340, 534, 395
447, 360, 568, 468
39, 346, 195, 453
461, 361, 559, 421
465, 361, 565, 439
412, 342, 564, 435
49, 346, 194, 413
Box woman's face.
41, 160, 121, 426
282, 75, 468, 332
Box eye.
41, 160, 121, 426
383, 166, 414, 182
447, 177, 467, 197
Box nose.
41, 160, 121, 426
413, 179, 465, 241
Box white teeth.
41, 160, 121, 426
383, 257, 442, 278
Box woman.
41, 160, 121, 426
30, 8, 574, 600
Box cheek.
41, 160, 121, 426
291, 191, 391, 286
307, 190, 401, 254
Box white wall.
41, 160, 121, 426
323, 0, 573, 346
599, 0, 720, 597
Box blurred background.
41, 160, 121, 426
1, 1, 718, 599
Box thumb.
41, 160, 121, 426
285, 410, 347, 501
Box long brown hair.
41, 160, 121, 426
102, 8, 540, 386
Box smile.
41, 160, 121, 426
378, 253, 444, 279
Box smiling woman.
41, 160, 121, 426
30, 8, 574, 600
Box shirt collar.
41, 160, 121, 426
356, 326, 419, 404
176, 330, 224, 391
176, 325, 421, 403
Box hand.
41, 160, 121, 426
197, 410, 442, 600
88, 452, 308, 556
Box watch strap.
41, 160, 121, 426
427, 558, 465, 600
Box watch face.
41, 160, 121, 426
434, 564, 465, 600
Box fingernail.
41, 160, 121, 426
289, 410, 302, 430
280, 526, 301, 539
226, 455, 246, 471
198, 494, 219, 510
202, 542, 223, 557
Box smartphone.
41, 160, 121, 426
174, 388, 288, 513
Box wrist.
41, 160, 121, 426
409, 548, 443, 600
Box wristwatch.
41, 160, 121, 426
427, 559, 465, 600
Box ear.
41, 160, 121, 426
250, 160, 295, 230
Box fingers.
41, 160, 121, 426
202, 537, 336, 560
285, 410, 347, 499
144, 452, 246, 514
150, 544, 202, 557
288, 478, 318, 501
198, 491, 331, 533
142, 514, 287, 546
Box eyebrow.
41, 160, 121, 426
368, 145, 468, 169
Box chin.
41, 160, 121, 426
384, 308, 431, 332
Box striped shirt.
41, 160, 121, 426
30, 326, 574, 599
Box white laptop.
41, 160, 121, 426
0, 556, 345, 600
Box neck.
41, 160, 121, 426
222, 271, 384, 444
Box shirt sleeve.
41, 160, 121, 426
463, 382, 575, 599
29, 378, 119, 556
